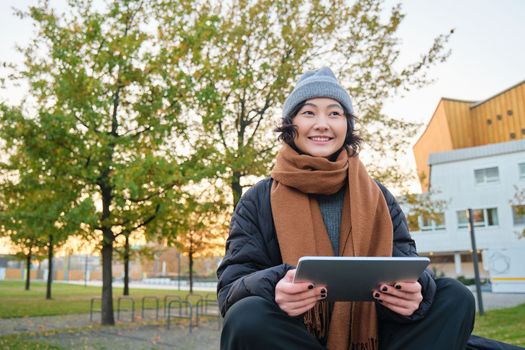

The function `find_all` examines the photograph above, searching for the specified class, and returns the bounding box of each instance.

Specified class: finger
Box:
[377,283,421,298]
[284,269,296,282]
[285,302,316,317]
[277,270,315,295]
[375,291,421,308]
[277,285,326,304]
[277,280,315,295]
[280,296,322,317]
[282,294,321,311]
[287,301,319,317]
[391,281,421,293]
[379,300,416,317]
[374,287,423,305]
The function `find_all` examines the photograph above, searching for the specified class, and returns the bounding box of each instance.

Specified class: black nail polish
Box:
[308,284,314,290]
[378,300,383,303]
[381,286,388,292]
[320,287,327,294]
[374,293,380,298]
[395,284,401,290]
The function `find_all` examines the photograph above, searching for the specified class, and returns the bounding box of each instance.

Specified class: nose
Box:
[313,114,330,130]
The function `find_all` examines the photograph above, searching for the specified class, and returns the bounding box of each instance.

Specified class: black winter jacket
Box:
[217,178,436,323]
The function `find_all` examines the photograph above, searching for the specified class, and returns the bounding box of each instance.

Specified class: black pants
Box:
[221,278,475,350]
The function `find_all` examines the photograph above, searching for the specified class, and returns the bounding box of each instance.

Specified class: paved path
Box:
[1,291,524,349]
[31,322,220,350]
[0,313,95,336]
[0,312,221,350]
[471,291,525,311]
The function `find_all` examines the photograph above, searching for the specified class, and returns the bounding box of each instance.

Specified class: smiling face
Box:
[292,98,348,158]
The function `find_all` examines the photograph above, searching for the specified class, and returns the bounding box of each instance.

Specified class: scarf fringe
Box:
[303,300,329,339]
[350,337,378,350]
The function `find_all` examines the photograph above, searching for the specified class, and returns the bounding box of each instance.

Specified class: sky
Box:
[382,0,525,129]
[0,0,524,184]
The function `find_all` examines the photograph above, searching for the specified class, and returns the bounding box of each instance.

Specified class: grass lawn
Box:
[473,303,525,346]
[0,334,63,350]
[1,280,524,347]
[0,280,216,318]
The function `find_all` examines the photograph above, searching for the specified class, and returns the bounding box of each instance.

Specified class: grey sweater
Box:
[317,186,346,255]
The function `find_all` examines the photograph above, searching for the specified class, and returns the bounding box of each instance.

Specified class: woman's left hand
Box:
[372,281,423,316]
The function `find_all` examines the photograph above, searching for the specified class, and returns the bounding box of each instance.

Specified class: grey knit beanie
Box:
[282,67,354,126]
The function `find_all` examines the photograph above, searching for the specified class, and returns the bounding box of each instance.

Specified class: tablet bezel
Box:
[293,256,430,301]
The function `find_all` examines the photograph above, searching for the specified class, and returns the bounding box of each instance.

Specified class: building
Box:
[409,80,525,292]
[413,80,525,191]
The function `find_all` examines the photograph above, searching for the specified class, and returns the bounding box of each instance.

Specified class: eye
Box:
[301,110,315,116]
[329,111,343,117]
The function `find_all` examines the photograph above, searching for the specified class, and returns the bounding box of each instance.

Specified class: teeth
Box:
[310,137,331,141]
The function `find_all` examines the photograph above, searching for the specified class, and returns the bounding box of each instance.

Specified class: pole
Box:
[84,254,88,288]
[177,253,181,291]
[467,208,484,315]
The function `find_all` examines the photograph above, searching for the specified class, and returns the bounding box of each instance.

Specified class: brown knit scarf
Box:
[270,144,393,350]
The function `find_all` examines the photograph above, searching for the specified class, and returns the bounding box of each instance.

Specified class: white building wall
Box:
[408,142,525,286]
[412,148,525,254]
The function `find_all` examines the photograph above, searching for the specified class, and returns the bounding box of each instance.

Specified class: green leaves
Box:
[1,0,452,316]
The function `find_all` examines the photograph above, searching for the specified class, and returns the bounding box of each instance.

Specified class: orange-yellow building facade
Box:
[414,80,525,190]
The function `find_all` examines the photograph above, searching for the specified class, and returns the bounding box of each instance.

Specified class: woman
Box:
[217,67,475,350]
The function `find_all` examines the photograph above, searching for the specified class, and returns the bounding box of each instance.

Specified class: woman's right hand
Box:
[275,269,327,317]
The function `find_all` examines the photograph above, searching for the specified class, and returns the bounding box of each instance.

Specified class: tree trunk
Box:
[231,171,242,209]
[123,233,130,296]
[189,236,193,294]
[100,77,119,325]
[46,234,53,300]
[101,228,115,325]
[25,249,32,291]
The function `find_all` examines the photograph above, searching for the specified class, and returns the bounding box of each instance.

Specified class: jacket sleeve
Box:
[216,184,293,317]
[375,182,437,323]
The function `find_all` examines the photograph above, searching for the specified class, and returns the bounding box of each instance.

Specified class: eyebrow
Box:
[303,102,343,110]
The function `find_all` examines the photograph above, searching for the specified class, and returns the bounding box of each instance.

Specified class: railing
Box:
[141,296,159,321]
[117,296,135,322]
[89,297,102,322]
[88,293,220,332]
[166,300,193,333]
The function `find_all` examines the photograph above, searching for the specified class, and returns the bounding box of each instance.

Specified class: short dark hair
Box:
[274,100,362,156]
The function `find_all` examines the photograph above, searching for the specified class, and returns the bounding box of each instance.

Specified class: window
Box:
[512,205,525,225]
[409,213,446,232]
[474,167,499,184]
[420,215,433,231]
[407,214,420,232]
[433,213,446,230]
[519,163,525,180]
[456,208,499,229]
[420,213,446,231]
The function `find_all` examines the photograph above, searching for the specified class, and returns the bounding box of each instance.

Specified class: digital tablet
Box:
[293,256,430,301]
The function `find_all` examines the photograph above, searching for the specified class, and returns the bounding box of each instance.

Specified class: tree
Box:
[142,183,228,293]
[113,231,157,296]
[8,234,46,291]
[0,188,42,291]
[399,190,448,232]
[510,185,525,238]
[177,196,227,293]
[191,0,452,208]
[0,0,212,324]
[0,161,87,298]
[176,199,226,293]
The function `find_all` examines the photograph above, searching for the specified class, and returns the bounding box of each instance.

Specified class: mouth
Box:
[308,136,333,142]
